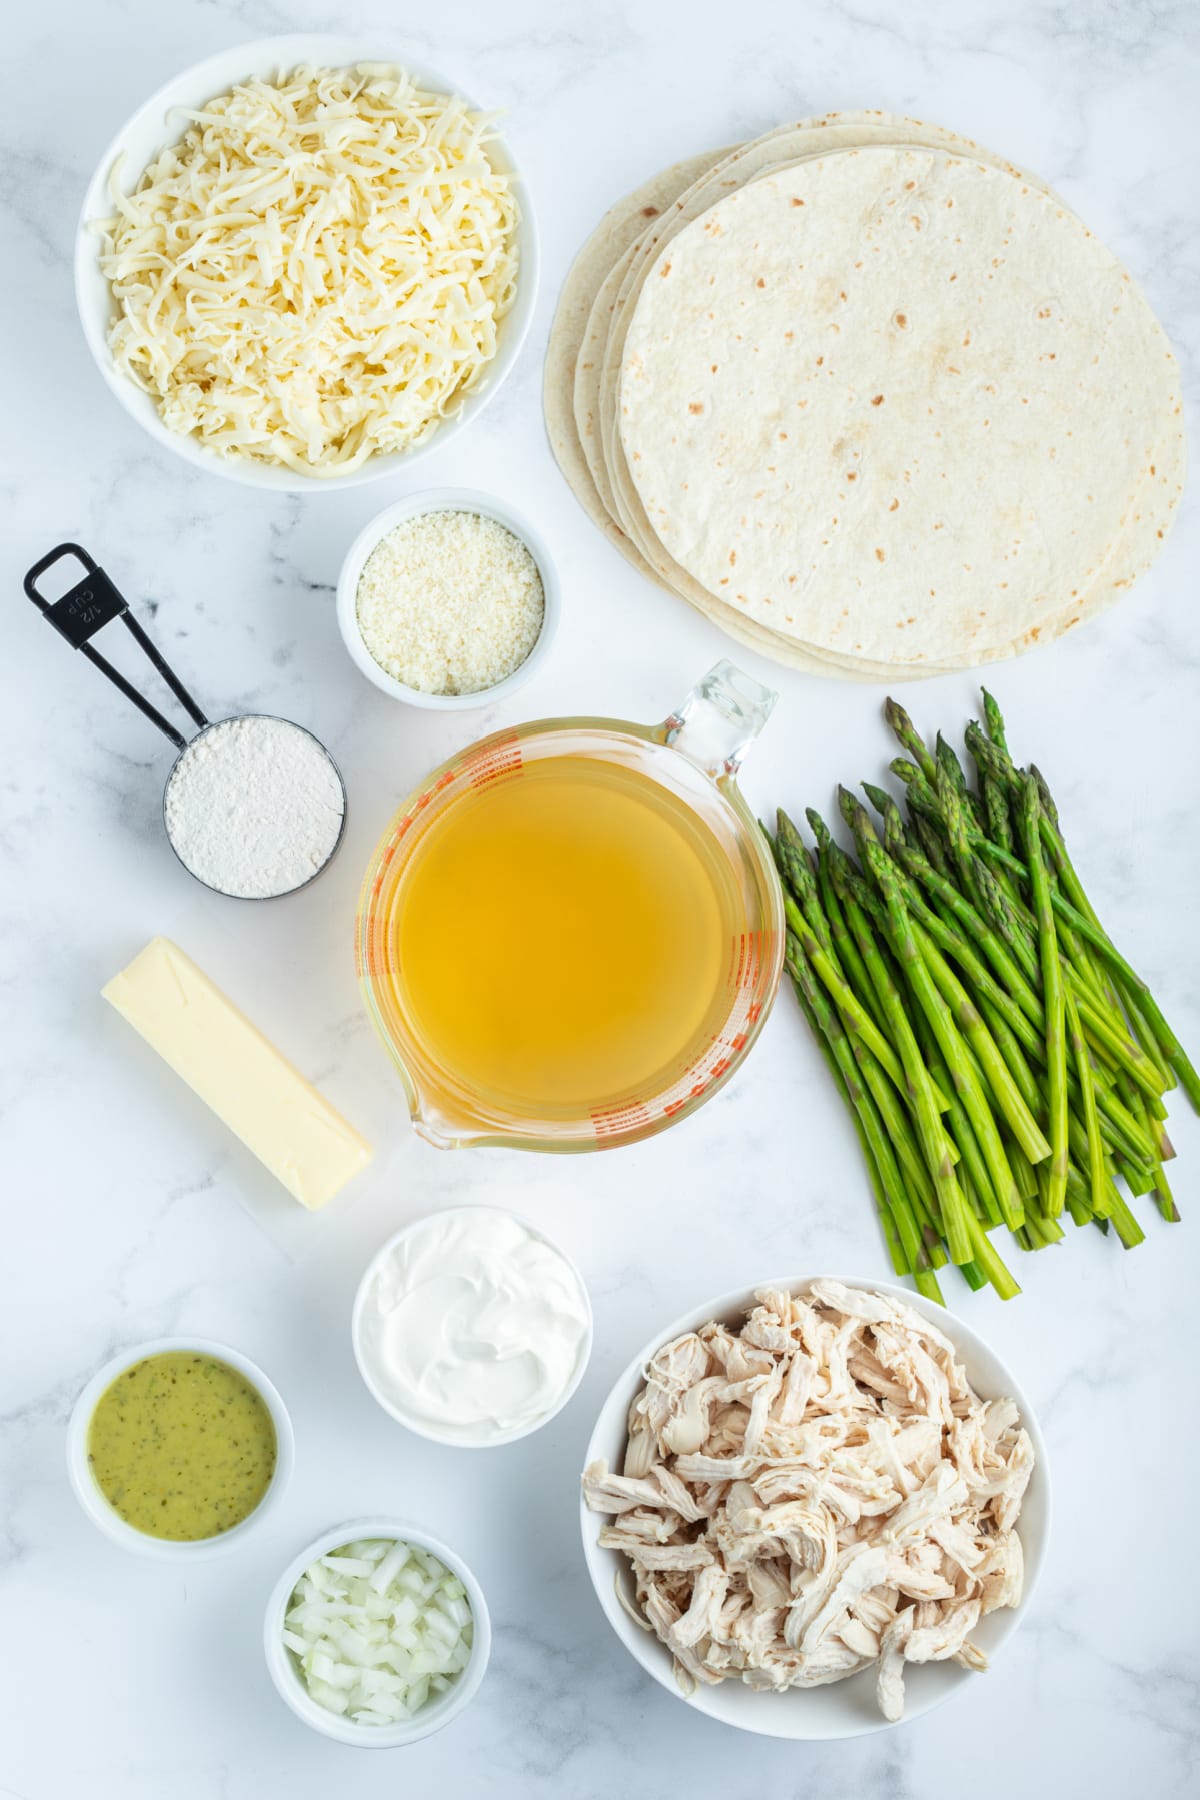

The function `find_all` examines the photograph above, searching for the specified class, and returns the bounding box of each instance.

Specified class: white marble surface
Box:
[3,1,1199,1795]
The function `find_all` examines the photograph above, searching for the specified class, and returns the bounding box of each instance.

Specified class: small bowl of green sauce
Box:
[67,1338,294,1559]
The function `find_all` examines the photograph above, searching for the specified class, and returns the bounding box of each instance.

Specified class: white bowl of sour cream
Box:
[352,1206,592,1447]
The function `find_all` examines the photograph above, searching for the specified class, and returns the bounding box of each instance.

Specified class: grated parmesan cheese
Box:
[356,510,544,695]
[95,65,519,475]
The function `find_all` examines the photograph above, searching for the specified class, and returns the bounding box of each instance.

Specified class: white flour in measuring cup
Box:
[163,715,345,899]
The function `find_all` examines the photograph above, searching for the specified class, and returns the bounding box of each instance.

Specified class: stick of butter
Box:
[102,937,372,1209]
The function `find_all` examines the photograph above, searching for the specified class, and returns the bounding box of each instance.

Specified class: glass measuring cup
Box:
[356,661,785,1152]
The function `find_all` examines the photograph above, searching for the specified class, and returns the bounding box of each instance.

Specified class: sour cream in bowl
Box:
[352,1207,592,1446]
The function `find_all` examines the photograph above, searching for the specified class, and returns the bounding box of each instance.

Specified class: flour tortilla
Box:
[594,115,1181,669]
[544,152,882,680]
[546,116,1184,679]
[618,145,1182,666]
[591,112,1059,671]
[544,150,725,574]
[582,116,1047,676]
[557,124,965,679]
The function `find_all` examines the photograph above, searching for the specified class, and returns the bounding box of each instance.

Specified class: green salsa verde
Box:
[86,1351,277,1541]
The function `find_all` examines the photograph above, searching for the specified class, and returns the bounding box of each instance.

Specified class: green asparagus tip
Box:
[883,699,939,780]
[776,807,804,849]
[805,807,833,852]
[836,784,860,830]
[1030,765,1061,830]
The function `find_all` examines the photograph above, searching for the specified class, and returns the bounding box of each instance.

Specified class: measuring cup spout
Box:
[660,661,778,780]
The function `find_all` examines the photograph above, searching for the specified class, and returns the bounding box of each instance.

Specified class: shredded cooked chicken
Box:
[582,1281,1033,1719]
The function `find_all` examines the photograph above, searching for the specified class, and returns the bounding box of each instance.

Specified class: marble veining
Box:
[3,1,1199,1796]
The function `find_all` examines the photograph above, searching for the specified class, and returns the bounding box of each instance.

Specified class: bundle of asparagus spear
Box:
[773,693,1196,1304]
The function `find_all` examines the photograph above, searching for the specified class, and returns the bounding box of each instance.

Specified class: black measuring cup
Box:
[23,544,347,899]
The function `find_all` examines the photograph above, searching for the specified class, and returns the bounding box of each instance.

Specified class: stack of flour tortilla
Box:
[545,113,1184,681]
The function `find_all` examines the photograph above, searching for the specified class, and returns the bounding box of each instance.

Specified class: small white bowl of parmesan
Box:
[336,488,561,709]
[75,37,538,491]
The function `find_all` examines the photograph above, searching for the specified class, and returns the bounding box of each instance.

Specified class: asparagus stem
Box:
[834,802,978,1267]
[905,984,1001,1226]
[775,812,834,954]
[1006,1135,1040,1203]
[1026,1184,1066,1245]
[968,852,1041,986]
[1105,1185,1147,1250]
[890,817,1044,1022]
[913,1267,948,1305]
[868,797,1047,1060]
[830,878,950,1216]
[1071,987,1168,1101]
[909,912,1051,1164]
[1119,990,1176,1092]
[911,808,952,878]
[853,819,1018,1250]
[861,791,1162,1159]
[903,748,1198,1116]
[981,777,1020,903]
[1065,1184,1093,1229]
[830,843,970,1248]
[966,724,1200,1106]
[851,1030,943,1221]
[788,965,909,1275]
[785,940,931,1277]
[935,759,987,914]
[1065,983,1106,1218]
[1152,1162,1181,1225]
[970,846,1200,1108]
[963,1207,1021,1300]
[1019,776,1068,1217]
[782,895,912,1102]
[936,732,986,830]
[807,812,892,1039]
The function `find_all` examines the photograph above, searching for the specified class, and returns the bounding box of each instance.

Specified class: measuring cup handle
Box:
[22,543,209,752]
[660,660,779,778]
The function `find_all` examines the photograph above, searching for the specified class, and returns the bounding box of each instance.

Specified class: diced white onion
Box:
[285,1538,473,1726]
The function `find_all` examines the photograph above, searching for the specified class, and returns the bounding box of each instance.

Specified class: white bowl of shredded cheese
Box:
[336,488,560,707]
[75,37,538,490]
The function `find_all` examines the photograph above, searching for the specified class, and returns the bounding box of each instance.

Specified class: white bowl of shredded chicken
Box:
[581,1277,1049,1739]
[75,37,537,489]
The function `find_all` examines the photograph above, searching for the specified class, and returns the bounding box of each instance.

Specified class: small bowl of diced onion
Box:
[264,1518,491,1747]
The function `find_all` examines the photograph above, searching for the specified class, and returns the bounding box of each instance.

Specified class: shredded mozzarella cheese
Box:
[95,65,520,474]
